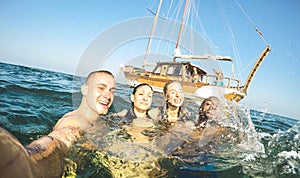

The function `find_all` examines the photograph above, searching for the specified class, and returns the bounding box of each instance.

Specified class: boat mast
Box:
[173,0,189,62]
[243,45,271,94]
[143,0,163,69]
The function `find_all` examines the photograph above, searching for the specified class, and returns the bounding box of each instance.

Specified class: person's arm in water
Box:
[0,127,34,178]
[0,70,116,178]
[0,114,81,178]
[23,111,82,177]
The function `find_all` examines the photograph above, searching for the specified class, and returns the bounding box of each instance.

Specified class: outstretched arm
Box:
[0,127,34,178]
[25,126,81,177]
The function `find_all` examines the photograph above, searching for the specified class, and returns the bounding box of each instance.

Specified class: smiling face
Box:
[165,82,184,107]
[84,72,116,115]
[131,85,153,113]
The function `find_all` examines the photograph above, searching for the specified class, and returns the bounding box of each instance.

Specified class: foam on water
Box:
[241,122,300,177]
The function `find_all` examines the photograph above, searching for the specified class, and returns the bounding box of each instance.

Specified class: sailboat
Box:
[122,0,270,102]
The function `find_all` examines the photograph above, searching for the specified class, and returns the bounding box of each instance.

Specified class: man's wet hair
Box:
[86,70,114,83]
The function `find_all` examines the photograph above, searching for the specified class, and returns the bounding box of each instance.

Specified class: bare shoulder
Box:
[53,110,79,130]
[110,109,128,117]
[148,107,161,120]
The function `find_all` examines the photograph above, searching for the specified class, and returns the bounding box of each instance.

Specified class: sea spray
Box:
[225,102,265,153]
[241,121,300,177]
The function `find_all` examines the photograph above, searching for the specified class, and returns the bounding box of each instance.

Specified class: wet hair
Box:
[200,96,219,109]
[131,83,153,108]
[85,70,114,83]
[197,96,220,128]
[160,80,186,123]
[163,80,181,96]
[132,83,153,95]
[129,83,154,119]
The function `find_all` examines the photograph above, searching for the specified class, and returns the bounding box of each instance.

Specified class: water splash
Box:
[80,97,267,177]
[2,62,298,177]
[241,122,300,177]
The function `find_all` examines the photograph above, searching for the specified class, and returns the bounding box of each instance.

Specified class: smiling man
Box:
[52,70,116,132]
[0,70,116,178]
[29,70,116,177]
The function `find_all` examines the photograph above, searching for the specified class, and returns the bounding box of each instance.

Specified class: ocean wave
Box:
[4,84,73,96]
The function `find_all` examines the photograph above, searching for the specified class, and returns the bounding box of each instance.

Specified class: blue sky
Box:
[1,0,299,120]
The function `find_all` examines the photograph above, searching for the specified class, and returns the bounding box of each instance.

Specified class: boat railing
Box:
[196,74,241,89]
[139,72,242,90]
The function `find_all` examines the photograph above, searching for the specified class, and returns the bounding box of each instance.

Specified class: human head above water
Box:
[85,70,114,83]
[81,70,116,115]
[130,83,154,112]
[132,83,153,95]
[199,96,220,121]
[163,80,184,107]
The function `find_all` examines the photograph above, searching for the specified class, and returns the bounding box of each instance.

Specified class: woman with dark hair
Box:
[114,83,154,124]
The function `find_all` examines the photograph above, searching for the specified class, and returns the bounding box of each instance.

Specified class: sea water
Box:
[0,62,299,177]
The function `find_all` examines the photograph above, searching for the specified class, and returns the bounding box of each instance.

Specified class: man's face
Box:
[166,82,184,107]
[85,73,116,115]
[201,98,219,120]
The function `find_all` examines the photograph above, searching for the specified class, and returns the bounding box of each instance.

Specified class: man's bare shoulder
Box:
[53,110,80,130]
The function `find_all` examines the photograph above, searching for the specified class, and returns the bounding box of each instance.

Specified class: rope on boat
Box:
[235,0,269,45]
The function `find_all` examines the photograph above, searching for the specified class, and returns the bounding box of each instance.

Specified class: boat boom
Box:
[174,54,233,62]
[243,45,271,93]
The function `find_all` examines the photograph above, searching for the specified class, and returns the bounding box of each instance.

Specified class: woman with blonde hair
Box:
[149,80,190,127]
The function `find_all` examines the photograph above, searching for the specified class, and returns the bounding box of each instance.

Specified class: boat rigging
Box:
[123,0,271,102]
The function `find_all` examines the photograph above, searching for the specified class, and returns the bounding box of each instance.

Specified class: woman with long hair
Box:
[149,80,190,127]
[114,83,154,124]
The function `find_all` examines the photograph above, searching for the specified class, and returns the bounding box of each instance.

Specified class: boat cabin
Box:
[144,61,207,83]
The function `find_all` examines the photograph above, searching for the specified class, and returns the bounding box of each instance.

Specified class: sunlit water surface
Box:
[1,62,299,177]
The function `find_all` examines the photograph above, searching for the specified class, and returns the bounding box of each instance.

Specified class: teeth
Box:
[175,99,181,103]
[99,101,108,106]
